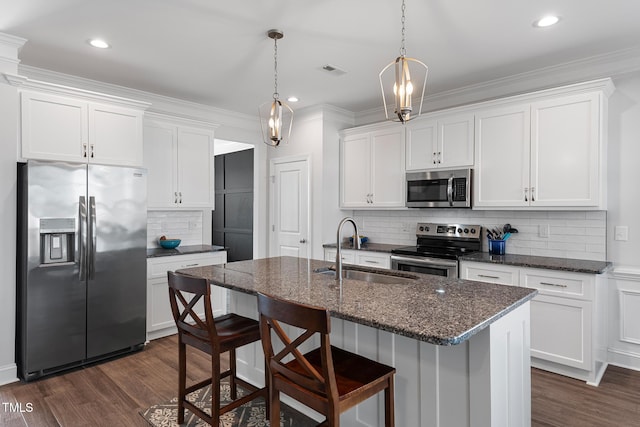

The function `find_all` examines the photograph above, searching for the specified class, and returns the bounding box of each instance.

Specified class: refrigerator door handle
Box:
[79,196,87,281]
[89,196,97,280]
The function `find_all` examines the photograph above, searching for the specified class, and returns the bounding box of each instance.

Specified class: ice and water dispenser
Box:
[40,218,75,265]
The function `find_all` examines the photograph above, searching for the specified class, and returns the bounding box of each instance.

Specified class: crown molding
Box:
[5,72,151,110]
[18,65,258,126]
[355,45,640,126]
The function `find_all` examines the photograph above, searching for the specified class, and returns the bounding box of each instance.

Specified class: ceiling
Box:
[2,0,640,116]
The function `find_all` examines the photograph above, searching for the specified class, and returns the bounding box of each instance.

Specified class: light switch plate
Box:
[614,226,629,241]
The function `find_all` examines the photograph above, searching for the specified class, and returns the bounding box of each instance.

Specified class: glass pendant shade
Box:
[259,98,293,147]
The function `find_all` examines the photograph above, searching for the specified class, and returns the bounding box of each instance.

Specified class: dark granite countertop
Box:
[322,242,406,253]
[459,252,612,274]
[177,256,537,346]
[147,244,227,258]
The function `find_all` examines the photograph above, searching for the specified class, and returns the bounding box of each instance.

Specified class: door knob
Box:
[299,239,306,243]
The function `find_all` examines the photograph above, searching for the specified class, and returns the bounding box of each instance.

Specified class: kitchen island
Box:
[178,256,537,427]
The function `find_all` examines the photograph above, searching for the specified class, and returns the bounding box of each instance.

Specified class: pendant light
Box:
[379,0,428,123]
[259,29,293,147]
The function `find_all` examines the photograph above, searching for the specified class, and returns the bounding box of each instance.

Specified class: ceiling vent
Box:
[321,64,347,76]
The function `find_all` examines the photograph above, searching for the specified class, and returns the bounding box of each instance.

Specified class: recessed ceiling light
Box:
[89,39,110,49]
[287,96,299,103]
[533,15,560,28]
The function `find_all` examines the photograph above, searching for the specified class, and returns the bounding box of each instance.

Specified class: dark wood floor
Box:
[1,335,639,426]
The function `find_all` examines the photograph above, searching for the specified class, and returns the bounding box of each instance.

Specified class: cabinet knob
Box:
[299,239,306,244]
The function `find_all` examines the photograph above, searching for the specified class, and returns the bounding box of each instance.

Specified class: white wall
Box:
[0,33,25,385]
[605,71,640,369]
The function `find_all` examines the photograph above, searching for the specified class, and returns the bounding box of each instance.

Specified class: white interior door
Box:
[270,158,309,258]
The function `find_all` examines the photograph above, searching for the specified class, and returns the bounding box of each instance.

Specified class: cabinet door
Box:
[143,121,178,208]
[89,103,143,167]
[530,93,601,207]
[177,127,215,208]
[474,104,531,207]
[340,134,371,207]
[405,119,437,170]
[530,295,592,370]
[370,127,405,207]
[438,113,474,168]
[21,91,88,162]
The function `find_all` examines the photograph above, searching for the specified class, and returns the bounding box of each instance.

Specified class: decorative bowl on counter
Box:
[158,238,181,249]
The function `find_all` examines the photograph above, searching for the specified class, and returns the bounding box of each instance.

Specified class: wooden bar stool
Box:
[257,292,396,427]
[167,271,268,426]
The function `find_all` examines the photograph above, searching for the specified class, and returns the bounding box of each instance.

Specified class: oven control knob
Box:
[419,226,424,231]
[457,228,463,233]
[464,228,469,233]
[470,228,476,234]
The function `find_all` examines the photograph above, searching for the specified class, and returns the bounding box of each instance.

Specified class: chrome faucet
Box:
[336,217,360,282]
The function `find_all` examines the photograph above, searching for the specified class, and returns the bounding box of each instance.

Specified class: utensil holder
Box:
[488,239,506,255]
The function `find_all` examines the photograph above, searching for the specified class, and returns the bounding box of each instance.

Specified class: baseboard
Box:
[607,348,640,371]
[0,363,18,386]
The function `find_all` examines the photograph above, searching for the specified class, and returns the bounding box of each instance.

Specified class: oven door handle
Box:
[447,176,454,206]
[391,255,458,268]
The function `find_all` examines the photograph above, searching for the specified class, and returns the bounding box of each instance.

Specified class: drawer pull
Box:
[364,260,379,264]
[540,281,568,288]
[182,263,199,267]
[478,274,500,279]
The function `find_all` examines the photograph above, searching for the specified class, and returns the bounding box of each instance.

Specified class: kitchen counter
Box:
[322,242,405,253]
[177,256,536,345]
[177,256,535,426]
[460,252,612,274]
[146,244,226,258]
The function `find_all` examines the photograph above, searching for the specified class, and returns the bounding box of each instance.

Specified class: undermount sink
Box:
[314,266,418,285]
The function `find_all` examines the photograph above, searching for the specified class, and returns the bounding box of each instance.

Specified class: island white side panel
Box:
[230,290,531,427]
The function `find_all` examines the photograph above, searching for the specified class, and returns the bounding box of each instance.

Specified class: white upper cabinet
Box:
[143,115,216,209]
[20,88,147,167]
[340,124,405,208]
[406,113,474,170]
[474,104,531,207]
[474,80,612,210]
[530,93,601,207]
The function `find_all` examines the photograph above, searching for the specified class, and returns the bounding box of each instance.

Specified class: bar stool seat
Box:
[168,271,268,426]
[257,292,395,427]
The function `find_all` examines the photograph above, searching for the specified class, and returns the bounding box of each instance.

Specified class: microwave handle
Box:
[447,176,454,206]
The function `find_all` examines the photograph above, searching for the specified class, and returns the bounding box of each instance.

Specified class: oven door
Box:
[390,254,458,278]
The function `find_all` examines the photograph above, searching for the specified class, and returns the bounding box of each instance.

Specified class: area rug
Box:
[140,382,317,427]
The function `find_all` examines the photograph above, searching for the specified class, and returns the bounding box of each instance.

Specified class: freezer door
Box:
[86,164,147,358]
[19,161,87,376]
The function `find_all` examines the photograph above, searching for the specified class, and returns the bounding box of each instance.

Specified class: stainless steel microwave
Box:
[406,168,471,208]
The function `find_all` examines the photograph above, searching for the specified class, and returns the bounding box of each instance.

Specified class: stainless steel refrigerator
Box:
[17,160,147,381]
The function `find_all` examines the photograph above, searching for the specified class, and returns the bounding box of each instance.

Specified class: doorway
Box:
[212,148,254,261]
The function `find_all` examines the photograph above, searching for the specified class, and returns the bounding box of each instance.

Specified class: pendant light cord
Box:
[400,0,406,57]
[273,37,279,101]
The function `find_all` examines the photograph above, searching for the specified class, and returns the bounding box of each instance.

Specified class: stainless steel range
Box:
[391,223,482,278]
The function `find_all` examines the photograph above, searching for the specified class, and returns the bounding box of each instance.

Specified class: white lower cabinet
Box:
[460,261,607,385]
[146,251,227,340]
[323,248,391,269]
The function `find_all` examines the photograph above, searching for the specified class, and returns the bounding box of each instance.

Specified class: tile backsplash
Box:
[147,211,204,249]
[353,210,607,261]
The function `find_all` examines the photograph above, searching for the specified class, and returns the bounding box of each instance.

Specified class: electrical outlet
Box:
[539,224,550,238]
[189,220,198,230]
[614,226,629,241]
